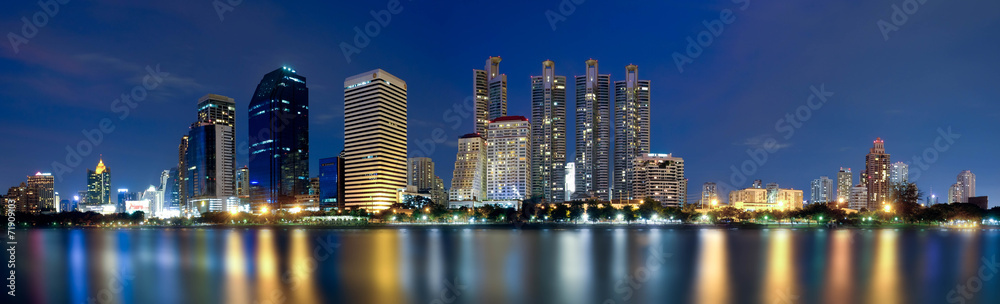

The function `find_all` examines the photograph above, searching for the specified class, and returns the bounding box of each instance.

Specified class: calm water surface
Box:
[13,227,1000,304]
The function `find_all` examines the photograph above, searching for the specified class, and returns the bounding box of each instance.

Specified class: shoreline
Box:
[22,222,995,230]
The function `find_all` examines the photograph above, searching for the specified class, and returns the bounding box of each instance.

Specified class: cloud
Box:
[736,134,792,151]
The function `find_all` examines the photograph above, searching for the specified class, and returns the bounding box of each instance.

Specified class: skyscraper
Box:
[450,134,487,202]
[848,185,868,210]
[248,67,310,211]
[574,59,611,200]
[319,156,345,210]
[957,170,976,203]
[187,94,236,213]
[164,167,181,211]
[86,159,111,206]
[862,138,891,210]
[431,176,447,204]
[235,166,249,198]
[837,168,852,203]
[949,182,963,204]
[701,182,718,208]
[407,157,435,191]
[632,153,685,207]
[564,162,576,201]
[473,56,507,135]
[890,162,908,185]
[810,176,834,204]
[343,69,407,210]
[613,64,651,201]
[26,172,54,212]
[178,136,189,211]
[487,116,531,201]
[530,60,567,203]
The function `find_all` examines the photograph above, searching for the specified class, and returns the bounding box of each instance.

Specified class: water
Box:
[11,227,1000,304]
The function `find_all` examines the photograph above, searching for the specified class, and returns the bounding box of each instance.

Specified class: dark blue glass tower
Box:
[319,156,344,210]
[248,67,309,211]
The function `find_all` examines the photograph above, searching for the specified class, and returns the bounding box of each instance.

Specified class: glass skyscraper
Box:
[248,67,309,211]
[319,156,344,210]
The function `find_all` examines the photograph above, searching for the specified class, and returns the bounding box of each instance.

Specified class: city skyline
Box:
[1,1,998,209]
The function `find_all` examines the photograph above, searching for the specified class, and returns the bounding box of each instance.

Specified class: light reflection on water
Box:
[16,227,1000,304]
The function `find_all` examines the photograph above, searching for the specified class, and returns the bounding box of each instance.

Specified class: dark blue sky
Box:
[2,0,997,207]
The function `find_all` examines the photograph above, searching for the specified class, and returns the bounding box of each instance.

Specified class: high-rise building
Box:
[862,138,891,210]
[890,162,908,185]
[837,168,852,203]
[473,56,507,135]
[319,156,345,210]
[186,94,236,213]
[343,69,407,210]
[486,116,531,201]
[86,159,111,206]
[431,176,448,204]
[957,170,976,203]
[450,134,487,202]
[949,183,963,204]
[574,59,611,200]
[26,172,54,212]
[632,153,685,207]
[117,189,129,213]
[729,186,803,211]
[248,67,310,211]
[178,136,189,211]
[407,157,435,191]
[530,60,567,203]
[613,64,651,201]
[848,185,868,210]
[810,176,834,204]
[701,182,718,208]
[235,166,249,197]
[6,183,28,213]
[565,162,576,201]
[163,167,181,211]
[142,185,164,217]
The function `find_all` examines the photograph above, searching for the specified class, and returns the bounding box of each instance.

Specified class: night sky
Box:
[2,0,997,207]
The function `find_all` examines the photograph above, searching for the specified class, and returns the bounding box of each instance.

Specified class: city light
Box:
[289,207,302,214]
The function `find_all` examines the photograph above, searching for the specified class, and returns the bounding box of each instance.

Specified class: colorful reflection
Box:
[869,229,901,304]
[694,229,730,304]
[823,230,855,304]
[763,229,798,304]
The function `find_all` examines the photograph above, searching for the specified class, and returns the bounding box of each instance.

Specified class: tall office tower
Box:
[343,69,407,210]
[949,183,963,204]
[486,116,532,201]
[235,166,249,197]
[249,67,310,211]
[186,94,237,213]
[178,136,189,210]
[432,176,448,204]
[407,157,436,191]
[613,64,651,201]
[450,134,487,202]
[86,159,111,206]
[6,183,27,213]
[701,182,718,207]
[117,189,129,213]
[810,176,834,204]
[890,162,909,185]
[632,153,686,207]
[957,170,976,203]
[142,185,164,216]
[848,184,868,210]
[473,56,507,135]
[574,59,611,200]
[164,167,181,211]
[26,172,54,212]
[766,183,780,205]
[862,138,891,210]
[530,60,567,203]
[837,168,852,203]
[564,162,576,201]
[319,156,345,210]
[76,190,87,206]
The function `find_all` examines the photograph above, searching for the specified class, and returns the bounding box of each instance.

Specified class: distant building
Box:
[319,156,344,210]
[968,196,988,210]
[632,153,685,207]
[450,134,487,202]
[473,56,507,136]
[613,64,651,201]
[530,60,567,203]
[86,159,111,206]
[863,138,891,210]
[730,185,803,211]
[293,178,320,211]
[431,176,448,204]
[810,176,834,204]
[957,170,976,203]
[249,67,310,211]
[890,162,908,185]
[837,168,852,203]
[407,157,435,191]
[949,183,963,204]
[574,59,611,201]
[26,172,54,212]
[701,182,718,208]
[848,185,868,210]
[343,69,406,210]
[486,116,531,201]
[766,183,780,205]
[564,162,576,201]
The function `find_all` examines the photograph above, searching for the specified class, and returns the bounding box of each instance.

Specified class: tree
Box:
[889,182,923,222]
[568,202,585,222]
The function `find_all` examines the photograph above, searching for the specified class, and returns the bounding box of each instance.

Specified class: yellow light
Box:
[261,207,268,215]
[289,207,302,214]
[883,205,891,213]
